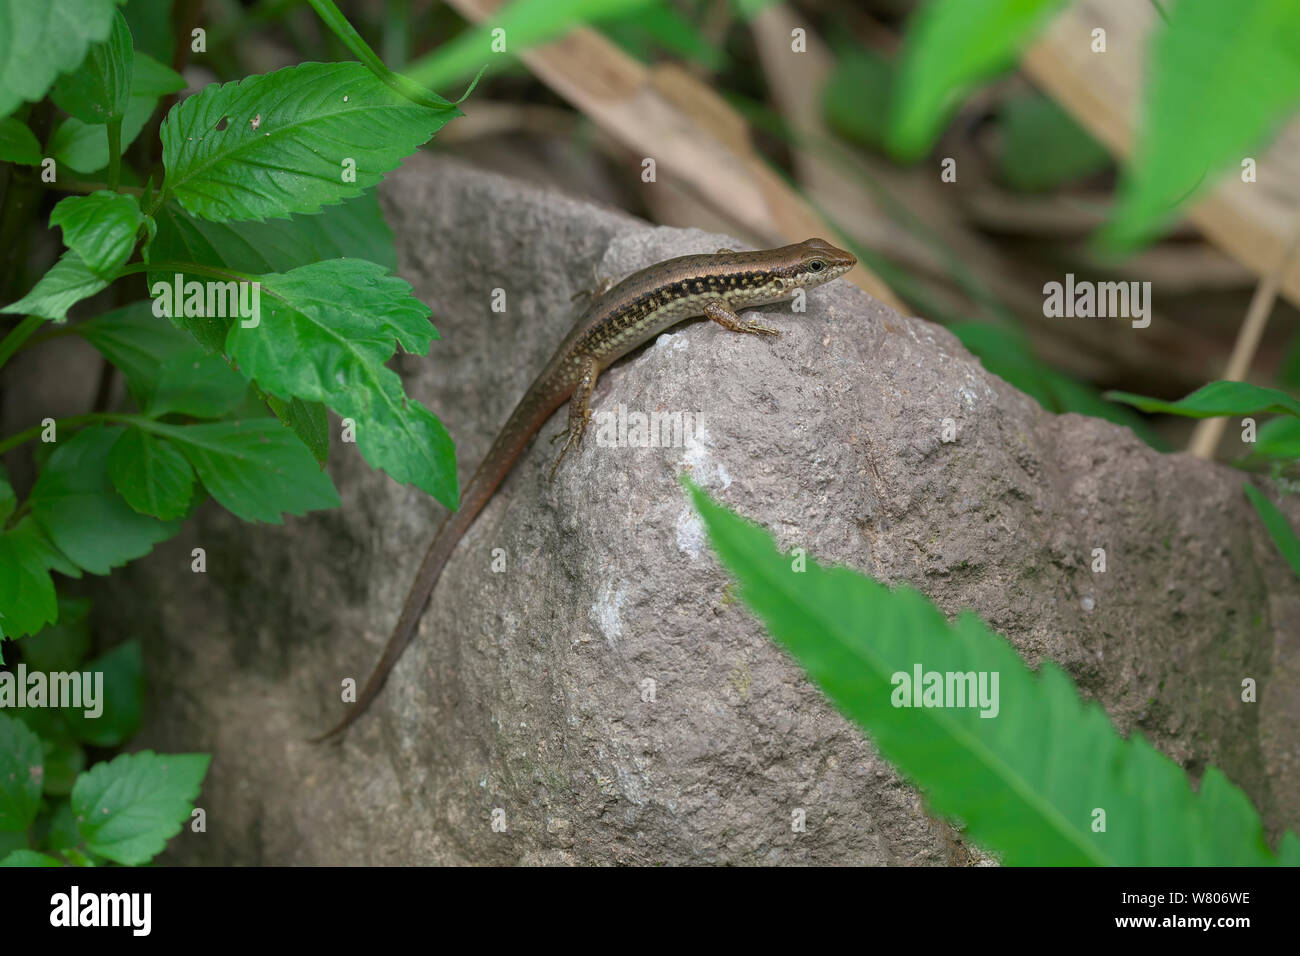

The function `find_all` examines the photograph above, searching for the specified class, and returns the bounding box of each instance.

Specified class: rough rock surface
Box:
[95,153,1299,865]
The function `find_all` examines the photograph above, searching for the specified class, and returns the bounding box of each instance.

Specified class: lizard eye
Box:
[808,259,825,273]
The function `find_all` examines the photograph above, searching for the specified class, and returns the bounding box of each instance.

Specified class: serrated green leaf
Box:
[0,250,108,322]
[889,0,1069,159]
[263,393,330,466]
[160,61,454,223]
[1244,483,1300,579]
[50,7,133,124]
[148,351,249,418]
[0,849,64,866]
[998,93,1110,192]
[47,52,184,173]
[63,640,143,747]
[0,521,59,640]
[227,259,456,506]
[0,714,43,832]
[142,419,340,523]
[0,116,41,164]
[72,750,209,865]
[1104,0,1300,250]
[1106,381,1300,419]
[20,596,92,673]
[28,425,179,575]
[49,191,143,277]
[108,428,195,520]
[0,0,117,119]
[150,191,397,273]
[684,479,1284,865]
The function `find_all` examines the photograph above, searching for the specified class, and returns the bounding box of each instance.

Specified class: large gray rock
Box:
[98,153,1298,865]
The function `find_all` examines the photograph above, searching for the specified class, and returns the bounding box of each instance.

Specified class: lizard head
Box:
[786,237,856,289]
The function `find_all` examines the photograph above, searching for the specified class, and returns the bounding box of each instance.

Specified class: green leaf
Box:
[143,419,340,523]
[1106,381,1300,419]
[20,596,92,672]
[49,191,143,278]
[0,0,117,119]
[122,0,173,63]
[263,393,331,467]
[78,301,248,417]
[41,737,86,797]
[889,0,1069,159]
[1249,416,1300,461]
[1244,483,1300,579]
[1104,0,1300,249]
[0,850,63,866]
[998,93,1110,192]
[951,321,1167,449]
[823,49,895,151]
[684,478,1284,865]
[28,425,179,575]
[63,640,144,746]
[47,52,184,174]
[72,750,209,865]
[50,7,133,124]
[227,259,457,506]
[160,61,455,223]
[1280,830,1300,865]
[108,428,195,520]
[0,714,43,832]
[0,462,14,523]
[0,520,60,640]
[0,250,108,322]
[151,191,397,274]
[45,800,80,851]
[0,116,42,164]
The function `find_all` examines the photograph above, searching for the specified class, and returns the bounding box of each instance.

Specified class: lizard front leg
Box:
[705,300,780,337]
[549,354,600,481]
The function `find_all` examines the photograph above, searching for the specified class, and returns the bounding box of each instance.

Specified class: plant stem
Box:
[106,116,123,193]
[0,316,44,370]
[0,411,141,457]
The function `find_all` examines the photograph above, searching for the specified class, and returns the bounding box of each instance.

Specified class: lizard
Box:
[313,236,856,741]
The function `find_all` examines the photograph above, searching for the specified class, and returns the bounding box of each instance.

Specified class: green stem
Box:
[0,411,142,457]
[0,316,43,370]
[106,116,123,193]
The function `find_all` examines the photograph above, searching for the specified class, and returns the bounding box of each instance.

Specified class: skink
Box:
[314,237,856,740]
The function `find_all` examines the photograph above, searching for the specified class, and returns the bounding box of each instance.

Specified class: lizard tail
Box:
[310,378,572,743]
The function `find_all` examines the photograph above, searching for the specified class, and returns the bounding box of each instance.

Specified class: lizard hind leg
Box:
[549,355,600,481]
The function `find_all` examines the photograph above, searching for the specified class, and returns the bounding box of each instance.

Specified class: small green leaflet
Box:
[49,190,144,278]
[62,640,144,747]
[0,850,63,866]
[48,51,185,174]
[0,519,61,639]
[108,428,195,520]
[263,392,331,467]
[888,0,1069,160]
[27,426,179,575]
[227,259,457,507]
[0,116,41,165]
[78,301,250,418]
[0,715,43,832]
[71,751,210,865]
[0,250,108,322]
[141,419,341,523]
[1244,484,1300,580]
[997,93,1110,192]
[20,596,92,673]
[0,0,117,119]
[50,7,133,124]
[160,61,456,223]
[684,478,1292,865]
[1106,381,1300,419]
